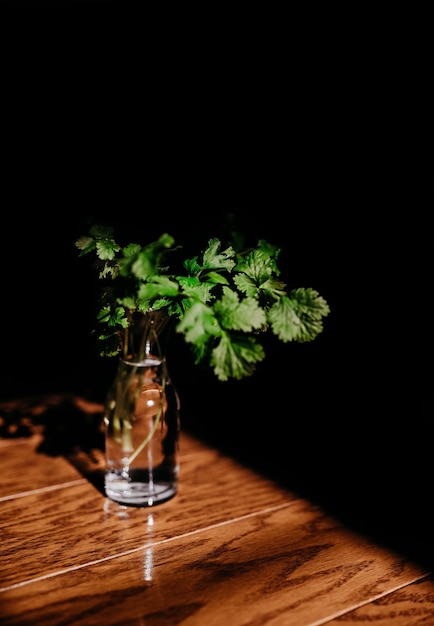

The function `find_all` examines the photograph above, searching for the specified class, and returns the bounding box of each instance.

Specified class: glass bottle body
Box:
[103,311,180,507]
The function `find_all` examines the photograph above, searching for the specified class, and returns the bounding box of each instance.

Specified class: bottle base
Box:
[105,480,178,507]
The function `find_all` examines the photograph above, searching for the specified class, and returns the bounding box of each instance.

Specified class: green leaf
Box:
[131,250,158,280]
[97,330,122,357]
[176,302,221,364]
[97,306,129,328]
[233,246,286,300]
[202,238,236,271]
[123,243,142,258]
[268,290,330,342]
[232,272,258,297]
[183,256,201,275]
[236,246,280,282]
[177,276,215,304]
[138,276,180,300]
[213,287,266,332]
[210,334,265,381]
[74,236,95,254]
[99,262,119,280]
[96,239,121,261]
[201,271,231,286]
[119,235,176,280]
[117,296,137,311]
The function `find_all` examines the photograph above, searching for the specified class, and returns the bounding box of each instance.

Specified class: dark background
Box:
[1,17,432,568]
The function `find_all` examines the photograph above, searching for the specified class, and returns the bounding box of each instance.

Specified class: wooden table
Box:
[1,394,434,625]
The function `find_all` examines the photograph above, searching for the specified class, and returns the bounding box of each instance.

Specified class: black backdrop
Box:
[1,25,432,567]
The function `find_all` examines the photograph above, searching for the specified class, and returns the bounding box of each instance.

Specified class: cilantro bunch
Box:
[75,224,330,382]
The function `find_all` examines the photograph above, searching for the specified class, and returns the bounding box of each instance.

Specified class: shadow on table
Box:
[177,340,434,573]
[0,393,106,495]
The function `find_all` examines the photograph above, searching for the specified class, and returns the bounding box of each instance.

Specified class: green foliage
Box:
[75,224,330,381]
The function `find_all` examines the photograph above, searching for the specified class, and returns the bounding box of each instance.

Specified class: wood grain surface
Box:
[0,396,432,625]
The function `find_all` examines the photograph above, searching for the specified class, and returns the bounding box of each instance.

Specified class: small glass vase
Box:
[103,309,180,507]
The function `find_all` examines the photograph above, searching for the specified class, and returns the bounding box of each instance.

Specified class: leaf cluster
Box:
[75,224,330,381]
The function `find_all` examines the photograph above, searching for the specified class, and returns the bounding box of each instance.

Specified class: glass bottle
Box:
[104,310,180,506]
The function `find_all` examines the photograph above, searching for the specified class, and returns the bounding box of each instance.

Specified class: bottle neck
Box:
[120,310,172,363]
